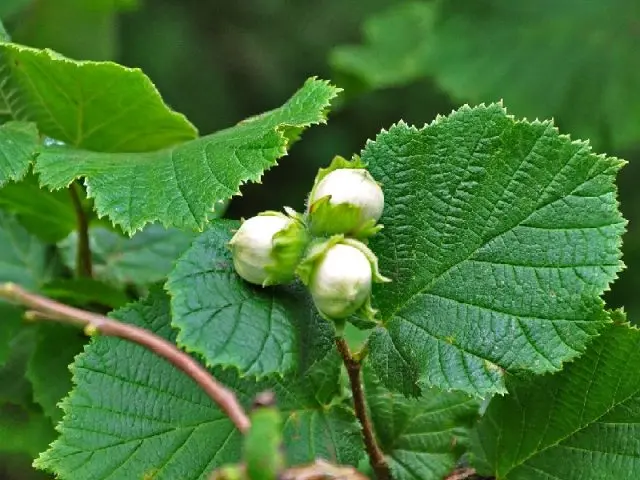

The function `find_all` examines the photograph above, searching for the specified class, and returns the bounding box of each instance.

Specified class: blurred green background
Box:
[1,0,639,477]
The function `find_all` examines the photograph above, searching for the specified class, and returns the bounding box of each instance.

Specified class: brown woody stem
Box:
[445,467,476,480]
[335,337,390,480]
[0,283,251,434]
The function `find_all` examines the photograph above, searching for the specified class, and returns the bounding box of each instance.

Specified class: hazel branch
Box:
[335,337,390,480]
[0,282,251,434]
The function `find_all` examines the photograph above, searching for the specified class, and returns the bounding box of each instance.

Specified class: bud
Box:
[229,209,309,286]
[298,236,390,321]
[307,156,384,238]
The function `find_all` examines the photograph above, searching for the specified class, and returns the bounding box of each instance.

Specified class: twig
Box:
[445,467,476,480]
[210,459,369,480]
[335,337,390,480]
[1,283,251,434]
[69,182,93,278]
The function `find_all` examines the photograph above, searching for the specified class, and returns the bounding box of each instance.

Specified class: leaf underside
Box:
[364,103,625,397]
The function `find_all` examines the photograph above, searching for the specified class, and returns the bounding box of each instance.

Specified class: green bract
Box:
[307,156,384,238]
[298,236,390,322]
[229,209,309,287]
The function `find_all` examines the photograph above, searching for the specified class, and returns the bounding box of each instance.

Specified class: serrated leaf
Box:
[0,172,78,243]
[60,224,196,287]
[0,121,39,187]
[35,287,361,479]
[0,42,197,151]
[471,322,640,479]
[26,324,86,423]
[34,77,340,233]
[167,219,334,378]
[363,104,625,397]
[365,367,479,480]
[330,2,435,89]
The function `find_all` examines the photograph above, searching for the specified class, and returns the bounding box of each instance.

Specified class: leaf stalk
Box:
[69,182,93,278]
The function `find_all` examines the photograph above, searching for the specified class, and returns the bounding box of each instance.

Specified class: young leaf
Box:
[34,77,339,233]
[364,367,479,480]
[0,42,197,152]
[0,173,78,243]
[167,219,334,378]
[35,288,361,479]
[60,224,197,287]
[26,324,87,423]
[363,104,625,397]
[471,321,640,479]
[0,121,39,187]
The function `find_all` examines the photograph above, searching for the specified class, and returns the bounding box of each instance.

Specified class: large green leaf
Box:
[35,287,361,479]
[60,224,196,287]
[34,77,340,233]
[0,42,197,151]
[471,321,640,479]
[365,368,479,480]
[167,219,334,378]
[0,121,39,186]
[363,103,625,397]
